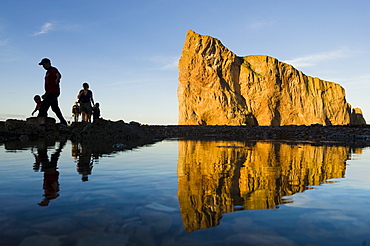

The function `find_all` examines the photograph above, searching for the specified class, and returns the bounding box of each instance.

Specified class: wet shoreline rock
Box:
[148,124,370,146]
[1,118,370,147]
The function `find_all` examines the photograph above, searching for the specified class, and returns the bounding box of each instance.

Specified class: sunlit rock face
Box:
[178,30,366,126]
[177,140,350,232]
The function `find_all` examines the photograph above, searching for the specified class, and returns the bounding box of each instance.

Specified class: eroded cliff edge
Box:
[178,30,366,126]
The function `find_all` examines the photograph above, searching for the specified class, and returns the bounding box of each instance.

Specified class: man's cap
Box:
[38,58,50,65]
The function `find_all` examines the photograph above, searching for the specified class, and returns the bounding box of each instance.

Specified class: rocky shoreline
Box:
[1,117,370,148]
[149,124,370,147]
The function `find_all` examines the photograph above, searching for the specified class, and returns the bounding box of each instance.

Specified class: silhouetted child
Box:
[92,103,100,122]
[72,102,80,122]
[32,95,42,116]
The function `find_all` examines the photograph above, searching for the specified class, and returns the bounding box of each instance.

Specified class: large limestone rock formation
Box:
[178,30,366,126]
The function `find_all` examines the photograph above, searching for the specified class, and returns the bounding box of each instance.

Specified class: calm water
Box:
[1,139,370,246]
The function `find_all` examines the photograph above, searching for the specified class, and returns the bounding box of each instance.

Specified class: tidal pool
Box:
[0,139,369,246]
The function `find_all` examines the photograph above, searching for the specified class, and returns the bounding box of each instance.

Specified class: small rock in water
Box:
[112,143,126,149]
[234,205,245,211]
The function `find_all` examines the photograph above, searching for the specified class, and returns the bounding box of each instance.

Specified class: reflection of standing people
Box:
[72,102,80,122]
[37,58,68,126]
[77,149,93,182]
[77,83,94,122]
[36,140,66,206]
[71,142,80,161]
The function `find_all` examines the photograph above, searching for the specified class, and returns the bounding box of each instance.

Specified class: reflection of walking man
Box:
[37,58,68,126]
[39,166,60,206]
[36,140,66,206]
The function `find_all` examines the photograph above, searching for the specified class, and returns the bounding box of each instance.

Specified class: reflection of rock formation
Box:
[177,141,350,232]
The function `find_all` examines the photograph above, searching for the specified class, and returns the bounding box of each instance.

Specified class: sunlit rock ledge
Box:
[1,117,370,147]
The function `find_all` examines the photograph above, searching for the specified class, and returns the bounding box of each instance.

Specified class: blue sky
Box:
[1,0,369,125]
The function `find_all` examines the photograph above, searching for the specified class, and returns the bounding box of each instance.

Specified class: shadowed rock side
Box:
[177,140,350,232]
[178,30,366,126]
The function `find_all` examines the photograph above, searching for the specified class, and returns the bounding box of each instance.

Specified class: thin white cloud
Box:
[161,59,178,70]
[102,78,152,88]
[149,56,179,70]
[340,74,370,88]
[283,48,352,67]
[64,23,86,32]
[32,22,54,36]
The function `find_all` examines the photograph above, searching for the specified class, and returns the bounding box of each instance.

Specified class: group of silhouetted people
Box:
[71,101,100,123]
[72,84,101,123]
[32,58,101,125]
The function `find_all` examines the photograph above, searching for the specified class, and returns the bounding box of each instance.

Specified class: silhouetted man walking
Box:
[38,58,68,125]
